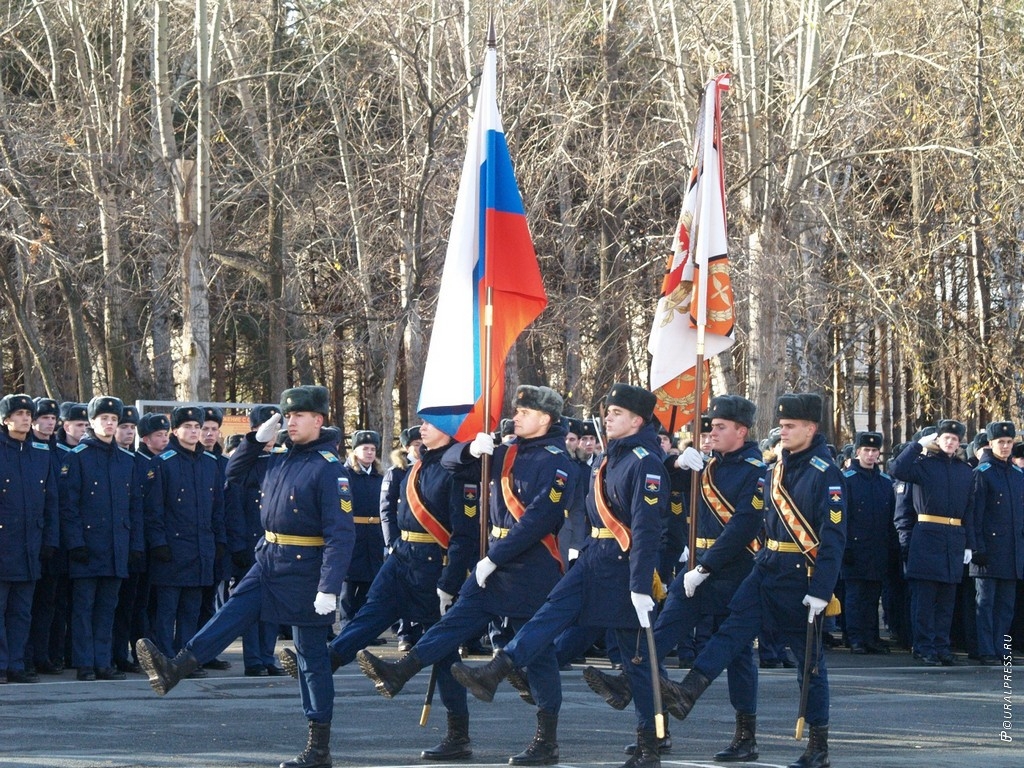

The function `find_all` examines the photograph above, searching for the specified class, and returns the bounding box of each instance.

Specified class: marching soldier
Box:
[584,394,764,762]
[278,419,480,760]
[60,396,144,681]
[340,430,385,627]
[841,432,897,654]
[449,383,670,768]
[137,385,354,768]
[891,419,975,666]
[144,406,226,660]
[969,421,1024,665]
[0,395,59,684]
[357,385,576,766]
[657,393,847,768]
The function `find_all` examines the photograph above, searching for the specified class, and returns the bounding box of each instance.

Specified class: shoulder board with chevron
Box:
[810,456,830,472]
[633,446,649,459]
[978,462,991,472]
[71,443,87,453]
[843,469,856,478]
[159,449,177,461]
[545,445,564,455]
[745,457,766,468]
[31,442,49,451]
[319,450,339,463]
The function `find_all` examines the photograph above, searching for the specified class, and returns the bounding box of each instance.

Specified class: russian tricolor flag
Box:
[417,39,547,440]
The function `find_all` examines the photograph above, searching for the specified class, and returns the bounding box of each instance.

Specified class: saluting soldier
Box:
[278,418,480,761]
[144,406,226,661]
[449,383,669,768]
[584,395,765,763]
[60,396,144,681]
[137,385,355,768]
[0,395,59,684]
[358,385,576,766]
[891,419,975,666]
[658,393,847,768]
[969,421,1024,665]
[841,431,897,654]
[340,430,385,628]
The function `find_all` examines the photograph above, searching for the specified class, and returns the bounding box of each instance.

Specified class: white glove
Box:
[963,548,973,565]
[918,433,938,451]
[255,413,282,443]
[802,594,828,622]
[475,556,497,588]
[678,546,689,564]
[568,548,579,562]
[469,432,495,458]
[675,446,705,471]
[630,592,655,628]
[437,588,455,614]
[313,592,337,616]
[683,567,710,598]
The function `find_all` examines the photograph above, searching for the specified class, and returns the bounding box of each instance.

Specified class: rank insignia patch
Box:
[829,485,842,503]
[644,496,658,505]
[830,509,842,524]
[645,474,662,493]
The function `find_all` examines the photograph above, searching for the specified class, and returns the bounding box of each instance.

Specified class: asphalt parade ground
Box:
[0,638,1019,768]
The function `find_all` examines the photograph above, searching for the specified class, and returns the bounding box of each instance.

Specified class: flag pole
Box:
[687,335,704,571]
[478,18,497,560]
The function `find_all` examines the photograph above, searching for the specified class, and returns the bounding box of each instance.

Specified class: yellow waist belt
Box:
[265,531,325,547]
[491,526,512,538]
[917,514,961,527]
[353,516,382,524]
[401,530,437,544]
[591,528,618,539]
[696,537,716,548]
[765,538,803,553]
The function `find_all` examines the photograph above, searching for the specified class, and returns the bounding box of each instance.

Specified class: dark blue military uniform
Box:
[691,432,846,729]
[841,460,896,649]
[891,442,974,661]
[969,448,1024,661]
[340,460,385,623]
[655,441,763,714]
[224,446,281,671]
[0,427,59,676]
[327,439,478,716]
[144,435,226,656]
[502,420,669,731]
[60,434,143,673]
[410,423,574,714]
[184,426,354,724]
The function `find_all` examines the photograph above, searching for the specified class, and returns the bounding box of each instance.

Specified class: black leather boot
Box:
[509,710,559,765]
[280,721,332,768]
[788,724,829,768]
[135,639,199,696]
[280,647,343,680]
[421,713,472,760]
[714,712,758,762]
[621,728,660,768]
[506,665,536,705]
[357,648,423,698]
[624,727,671,755]
[660,668,711,721]
[450,650,513,703]
[583,666,633,710]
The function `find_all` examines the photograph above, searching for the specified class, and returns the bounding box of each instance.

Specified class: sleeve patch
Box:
[829,485,843,503]
[464,483,478,517]
[644,473,662,493]
[830,509,842,524]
